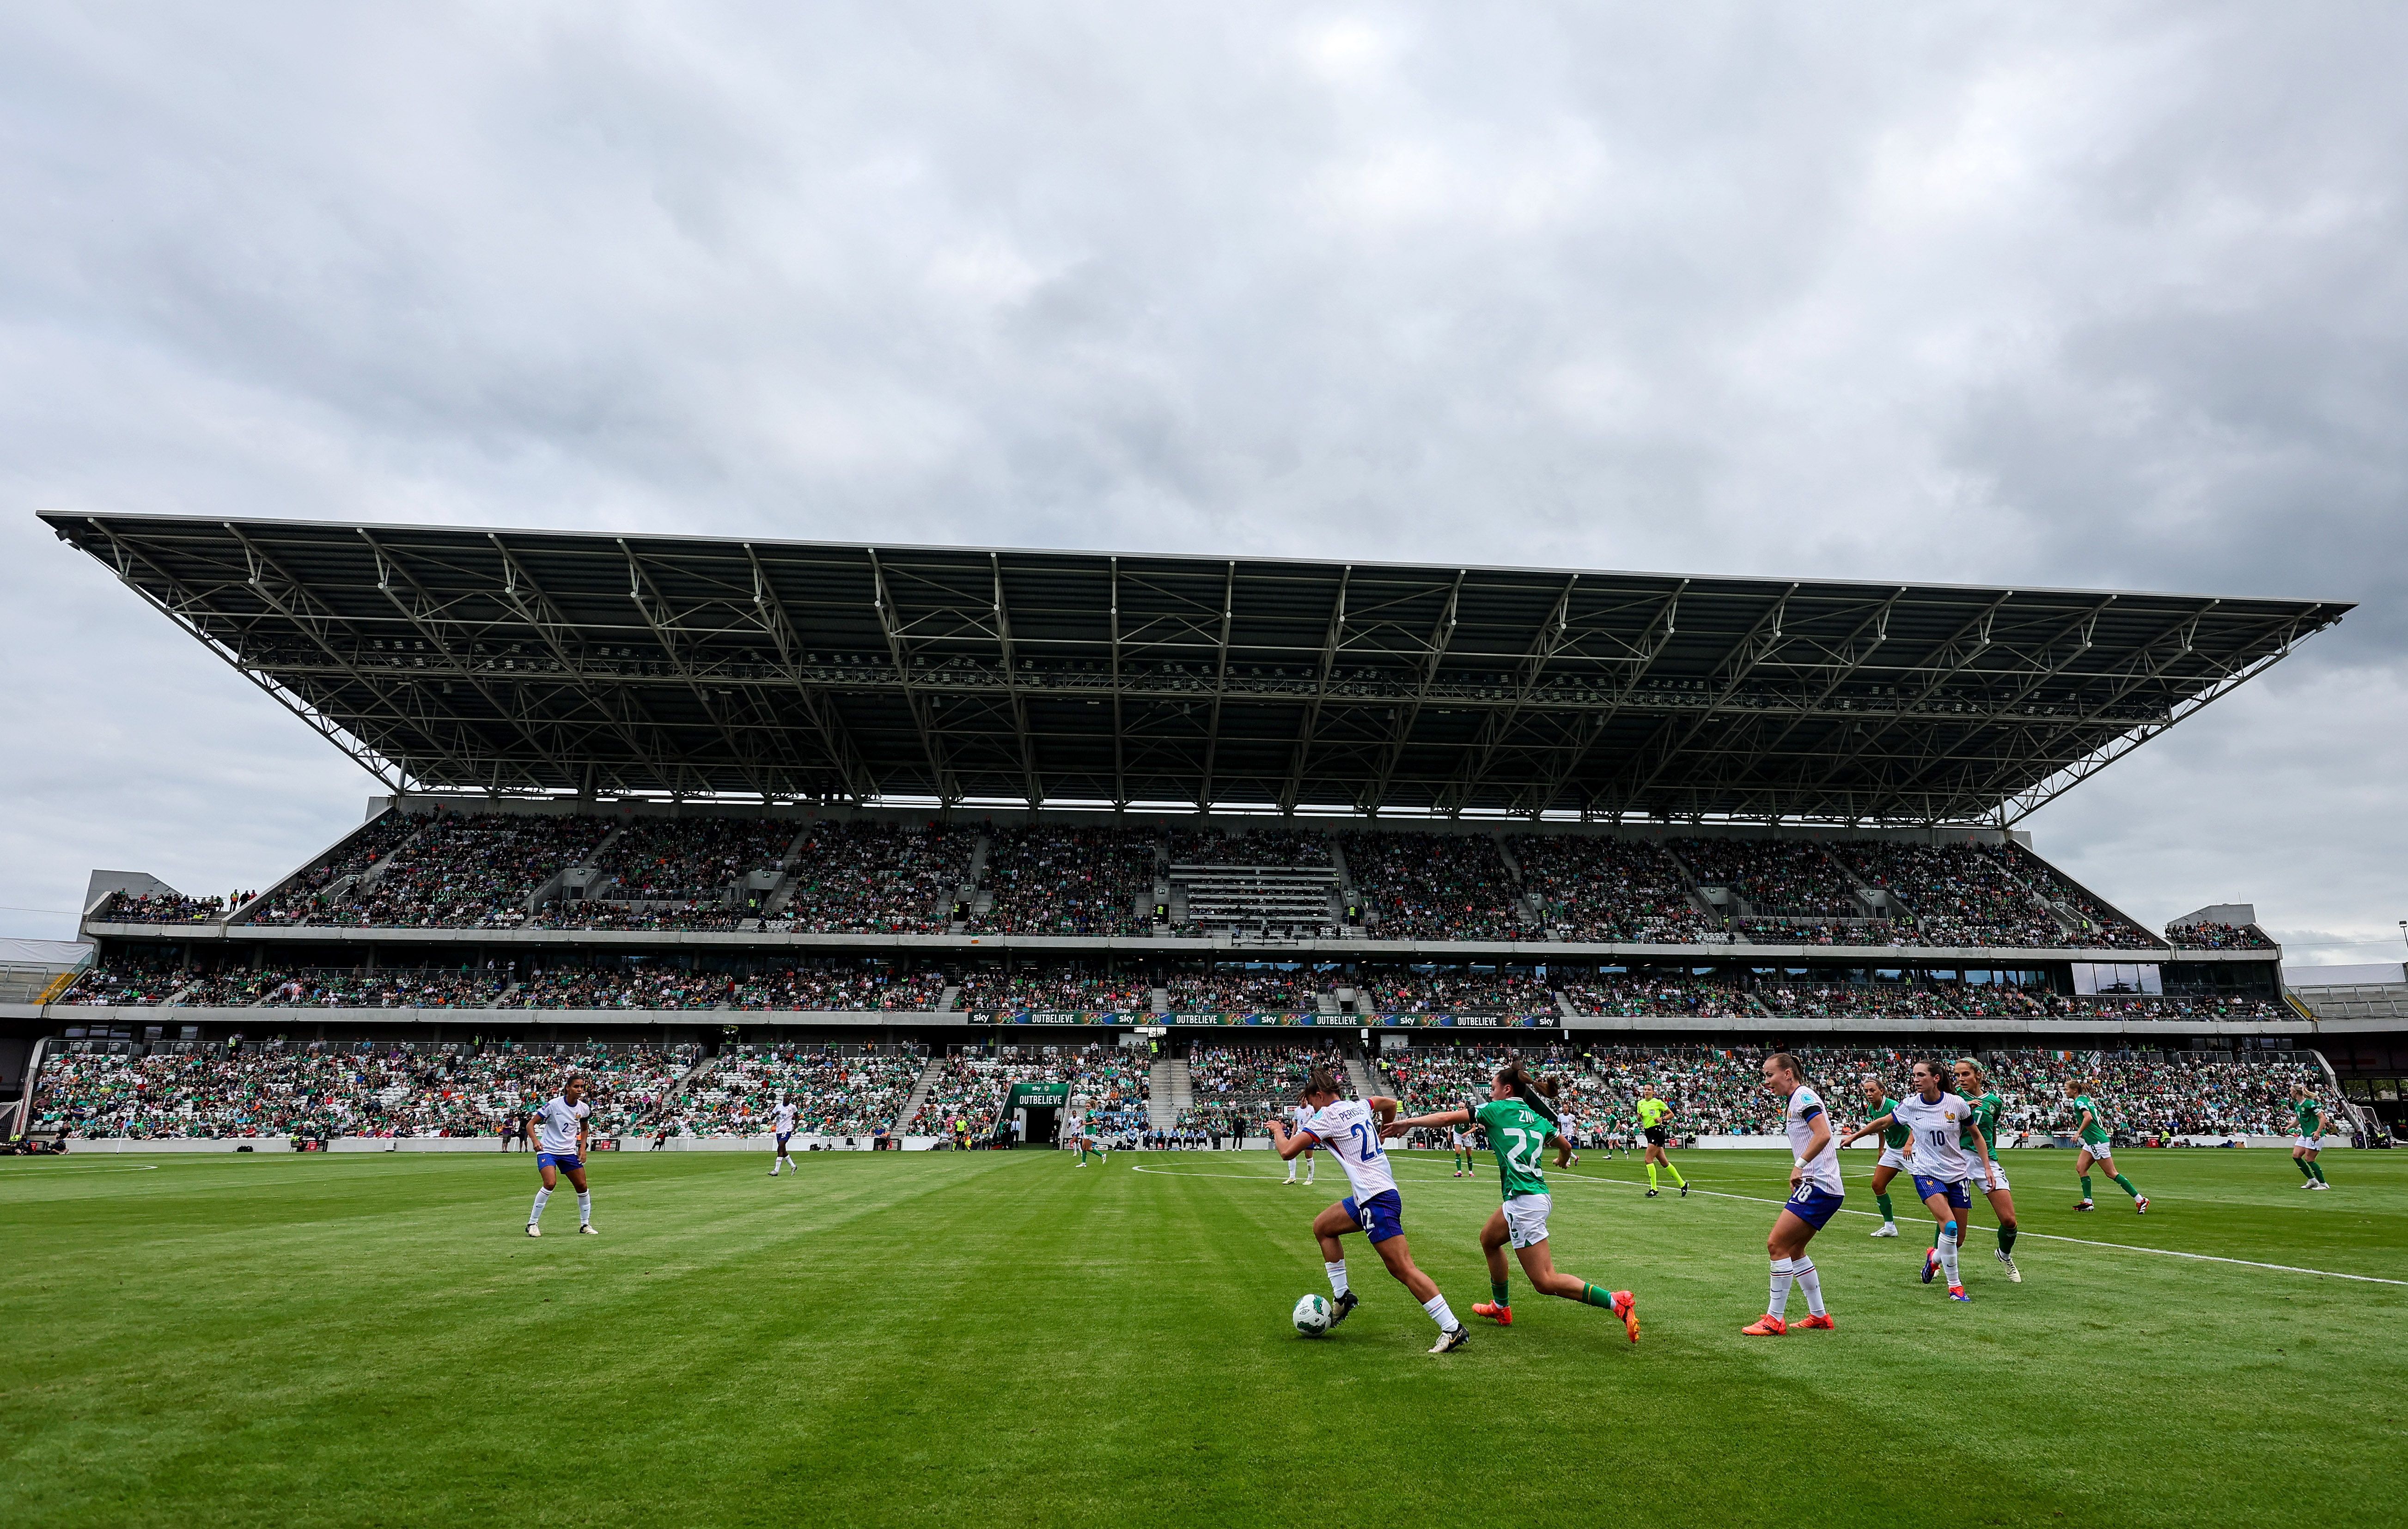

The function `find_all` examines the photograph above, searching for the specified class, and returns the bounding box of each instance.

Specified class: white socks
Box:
[1422,1294,1459,1331]
[529,1187,551,1225]
[1937,1224,1962,1286]
[1792,1258,1825,1316]
[1768,1256,1794,1318]
[1326,1260,1349,1298]
[577,1190,592,1227]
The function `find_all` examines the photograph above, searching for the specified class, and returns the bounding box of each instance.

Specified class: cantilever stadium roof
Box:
[41,513,2349,825]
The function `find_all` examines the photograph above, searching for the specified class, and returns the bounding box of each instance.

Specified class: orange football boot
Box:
[1741,1314,1787,1336]
[1471,1301,1513,1326]
[1610,1290,1640,1344]
[1792,1313,1835,1330]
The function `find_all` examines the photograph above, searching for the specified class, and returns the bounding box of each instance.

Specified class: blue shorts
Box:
[537,1152,583,1172]
[776,1133,792,1150]
[1912,1174,1971,1211]
[1783,1184,1844,1230]
[1341,1188,1406,1244]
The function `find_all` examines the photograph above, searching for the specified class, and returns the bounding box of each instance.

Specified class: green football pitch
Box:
[5,1146,2402,1529]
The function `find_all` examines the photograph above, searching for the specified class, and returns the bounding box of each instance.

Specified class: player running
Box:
[1060,1098,1088,1166]
[768,1097,798,1176]
[1743,1053,1840,1336]
[1843,1060,1993,1301]
[1383,1061,1638,1341]
[1953,1058,2022,1281]
[2065,1079,2147,1213]
[2291,1083,2332,1190]
[1634,1084,1687,1198]
[1854,1072,1911,1237]
[1282,1101,1317,1187]
[1268,1067,1469,1354]
[525,1076,597,1237]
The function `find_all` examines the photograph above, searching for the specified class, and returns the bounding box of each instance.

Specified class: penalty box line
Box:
[1542,1164,2408,1288]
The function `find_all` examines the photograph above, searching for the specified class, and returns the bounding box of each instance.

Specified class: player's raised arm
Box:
[1839,1110,1896,1147]
[1267,1117,1320,1161]
[1381,1105,1472,1139]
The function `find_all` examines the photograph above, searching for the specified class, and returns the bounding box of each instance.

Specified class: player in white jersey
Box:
[1744,1054,1840,1335]
[1843,1060,1994,1302]
[524,1077,597,1236]
[768,1098,799,1176]
[1281,1102,1317,1186]
[1268,1066,1468,1353]
[1060,1103,1090,1166]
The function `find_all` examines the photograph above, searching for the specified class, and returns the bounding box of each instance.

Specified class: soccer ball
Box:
[1292,1293,1332,1338]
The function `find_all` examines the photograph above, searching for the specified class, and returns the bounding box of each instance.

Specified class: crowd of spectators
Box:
[1674,840,1866,919]
[725,966,950,1012]
[2166,921,2279,951]
[1755,982,1964,1019]
[977,828,1157,937]
[1836,843,2069,947]
[93,892,229,925]
[57,963,193,1005]
[1511,837,1714,943]
[1165,828,1329,867]
[1186,1044,1341,1119]
[1164,971,1321,1012]
[2005,847,2164,950]
[504,965,726,1010]
[674,1047,923,1136]
[777,821,976,934]
[250,815,422,925]
[2046,993,2289,1021]
[1341,833,1524,940]
[250,969,508,1009]
[1354,970,1558,1014]
[951,969,1154,1014]
[1557,974,1756,1018]
[30,1040,692,1140]
[317,814,614,928]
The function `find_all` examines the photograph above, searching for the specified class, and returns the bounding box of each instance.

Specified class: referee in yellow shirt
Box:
[1634,1084,1688,1198]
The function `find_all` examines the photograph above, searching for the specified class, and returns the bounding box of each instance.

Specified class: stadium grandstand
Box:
[7,513,2401,1151]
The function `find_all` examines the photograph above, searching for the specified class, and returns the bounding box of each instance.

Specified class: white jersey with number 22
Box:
[1297,1099,1397,1201]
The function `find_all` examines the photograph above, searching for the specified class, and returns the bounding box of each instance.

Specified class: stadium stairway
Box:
[1151,1057,1189,1131]
[1341,1054,1377,1101]
[893,1056,945,1133]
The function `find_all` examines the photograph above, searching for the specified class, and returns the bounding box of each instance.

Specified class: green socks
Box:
[2296,1156,2317,1178]
[1579,1284,1615,1308]
[2310,1160,2328,1184]
[2112,1173,2139,1199]
[1492,1279,1511,1305]
[1999,1225,2017,1256]
[2080,1175,2094,1199]
[1875,1192,1896,1222]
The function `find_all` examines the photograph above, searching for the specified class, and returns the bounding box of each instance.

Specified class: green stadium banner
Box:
[1006,1081,1070,1108]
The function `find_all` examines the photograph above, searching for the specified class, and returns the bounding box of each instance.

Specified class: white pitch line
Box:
[1128,1158,2408,1288]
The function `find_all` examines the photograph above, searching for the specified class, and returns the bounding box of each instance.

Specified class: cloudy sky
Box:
[2,3,2401,963]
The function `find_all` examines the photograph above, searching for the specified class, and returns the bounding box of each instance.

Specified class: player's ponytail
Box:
[1767,1053,1805,1085]
[1302,1066,1342,1102]
[1497,1060,1561,1130]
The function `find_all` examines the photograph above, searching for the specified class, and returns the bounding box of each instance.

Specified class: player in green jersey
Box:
[1853,1072,1912,1237]
[2289,1083,2332,1189]
[1952,1059,2021,1281]
[1634,1085,1687,1198]
[1384,1060,1640,1342]
[2064,1079,2147,1213]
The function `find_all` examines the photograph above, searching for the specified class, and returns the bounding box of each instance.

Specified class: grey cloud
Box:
[0,1,2401,956]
